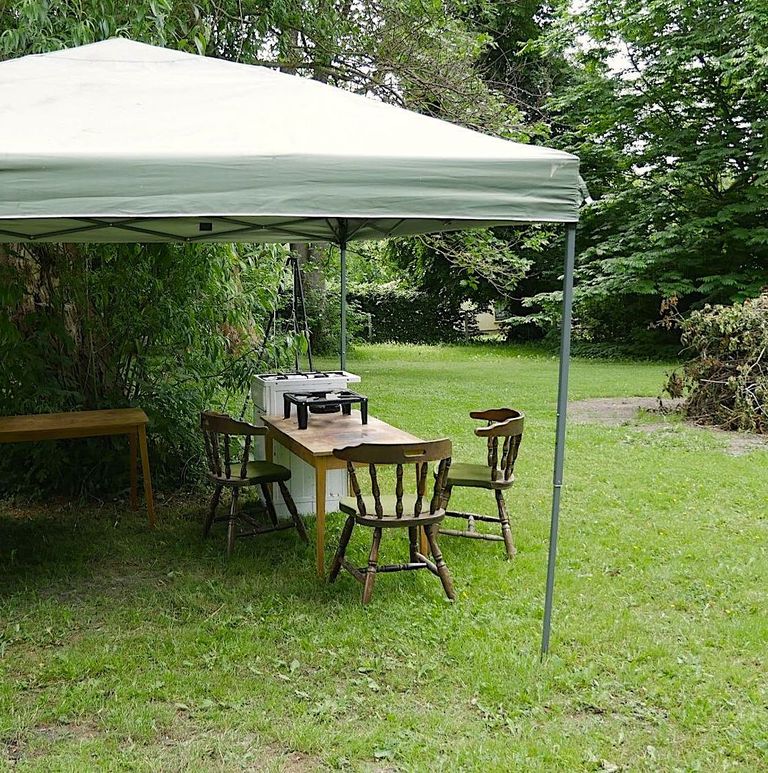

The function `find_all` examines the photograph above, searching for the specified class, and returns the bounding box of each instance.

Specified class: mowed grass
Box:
[1,343,766,771]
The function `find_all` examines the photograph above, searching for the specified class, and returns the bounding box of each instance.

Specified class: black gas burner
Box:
[283,390,368,430]
[259,370,347,380]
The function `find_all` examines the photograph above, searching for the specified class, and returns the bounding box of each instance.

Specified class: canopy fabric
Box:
[0,39,580,244]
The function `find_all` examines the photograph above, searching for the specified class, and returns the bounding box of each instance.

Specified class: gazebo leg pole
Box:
[340,240,348,371]
[541,223,577,657]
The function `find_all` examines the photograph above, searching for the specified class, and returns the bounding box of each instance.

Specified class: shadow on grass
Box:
[0,498,457,611]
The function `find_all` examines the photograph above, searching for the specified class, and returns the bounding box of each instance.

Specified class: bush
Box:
[665,293,768,432]
[304,282,365,358]
[0,242,293,497]
[351,282,466,344]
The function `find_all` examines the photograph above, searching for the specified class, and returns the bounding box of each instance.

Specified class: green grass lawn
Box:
[1,343,766,771]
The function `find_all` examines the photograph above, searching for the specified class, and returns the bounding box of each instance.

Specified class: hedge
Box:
[350,282,466,344]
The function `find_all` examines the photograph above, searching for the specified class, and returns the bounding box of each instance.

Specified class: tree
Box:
[538,0,768,343]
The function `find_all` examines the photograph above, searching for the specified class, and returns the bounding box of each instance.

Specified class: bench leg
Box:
[137,424,156,528]
[129,430,138,511]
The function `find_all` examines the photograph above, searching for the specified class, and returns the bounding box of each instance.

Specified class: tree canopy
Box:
[541,0,768,340]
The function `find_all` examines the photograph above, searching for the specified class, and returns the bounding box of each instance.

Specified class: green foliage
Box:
[382,229,535,338]
[536,0,768,339]
[0,1,211,54]
[666,293,768,432]
[350,282,467,344]
[1,0,536,495]
[303,282,364,358]
[0,243,293,494]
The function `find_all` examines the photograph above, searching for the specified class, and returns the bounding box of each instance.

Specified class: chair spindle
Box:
[348,461,367,516]
[240,433,251,480]
[223,433,232,479]
[395,463,404,517]
[369,464,383,517]
[211,432,222,477]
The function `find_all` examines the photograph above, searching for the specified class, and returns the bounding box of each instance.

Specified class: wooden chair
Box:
[200,411,309,556]
[329,439,455,604]
[438,408,524,559]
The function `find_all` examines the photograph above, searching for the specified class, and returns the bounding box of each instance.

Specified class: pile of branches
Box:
[666,293,768,433]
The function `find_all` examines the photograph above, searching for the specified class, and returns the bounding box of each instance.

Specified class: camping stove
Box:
[283,389,368,429]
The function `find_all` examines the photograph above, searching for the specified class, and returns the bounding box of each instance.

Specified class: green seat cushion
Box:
[214,460,290,483]
[444,462,514,490]
[339,495,443,526]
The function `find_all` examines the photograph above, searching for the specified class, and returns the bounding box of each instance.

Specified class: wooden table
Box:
[0,408,156,526]
[262,412,420,576]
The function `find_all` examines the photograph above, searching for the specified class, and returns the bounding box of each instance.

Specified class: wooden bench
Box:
[0,408,155,526]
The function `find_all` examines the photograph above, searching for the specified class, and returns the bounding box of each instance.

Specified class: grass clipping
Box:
[666,293,768,433]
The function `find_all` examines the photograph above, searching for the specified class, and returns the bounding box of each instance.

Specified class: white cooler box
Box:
[251,371,361,517]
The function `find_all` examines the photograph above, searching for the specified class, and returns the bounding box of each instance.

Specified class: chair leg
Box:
[495,490,516,559]
[440,484,453,511]
[260,483,279,526]
[204,484,223,538]
[362,528,382,604]
[277,480,309,543]
[227,487,239,557]
[408,526,419,562]
[329,515,355,582]
[425,524,456,601]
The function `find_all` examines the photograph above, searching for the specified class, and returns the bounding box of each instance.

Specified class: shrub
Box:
[665,293,768,432]
[0,242,294,497]
[304,282,365,357]
[351,282,466,344]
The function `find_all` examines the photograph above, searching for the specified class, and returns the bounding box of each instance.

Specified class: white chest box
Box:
[251,371,361,516]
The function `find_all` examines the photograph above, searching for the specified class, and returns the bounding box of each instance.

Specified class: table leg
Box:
[137,424,156,528]
[315,458,327,577]
[129,430,138,510]
[264,431,275,505]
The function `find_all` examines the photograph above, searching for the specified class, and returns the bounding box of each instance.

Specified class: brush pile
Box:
[666,293,768,433]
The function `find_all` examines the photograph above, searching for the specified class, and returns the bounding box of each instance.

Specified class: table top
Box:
[262,411,420,458]
[0,408,148,442]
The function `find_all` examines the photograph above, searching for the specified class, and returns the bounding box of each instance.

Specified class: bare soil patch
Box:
[569,397,678,425]
[8,721,327,770]
[569,396,768,456]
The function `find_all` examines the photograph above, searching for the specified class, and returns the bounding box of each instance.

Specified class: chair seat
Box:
[339,495,445,528]
[209,460,291,485]
[443,462,514,490]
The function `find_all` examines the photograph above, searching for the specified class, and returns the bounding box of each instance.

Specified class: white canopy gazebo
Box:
[0,39,580,654]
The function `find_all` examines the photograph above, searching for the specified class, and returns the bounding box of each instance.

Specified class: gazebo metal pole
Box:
[541,222,577,657]
[340,239,348,371]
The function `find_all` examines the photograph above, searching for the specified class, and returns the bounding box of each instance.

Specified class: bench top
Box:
[0,408,148,443]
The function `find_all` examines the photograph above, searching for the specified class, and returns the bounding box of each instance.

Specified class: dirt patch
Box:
[2,737,25,765]
[34,722,102,743]
[569,396,768,456]
[156,723,328,771]
[263,743,324,771]
[11,721,328,770]
[569,396,681,425]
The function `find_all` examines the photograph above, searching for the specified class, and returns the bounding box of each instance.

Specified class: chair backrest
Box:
[200,410,265,480]
[333,439,452,518]
[470,408,525,483]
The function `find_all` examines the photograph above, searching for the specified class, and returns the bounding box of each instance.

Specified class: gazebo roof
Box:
[0,39,579,243]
